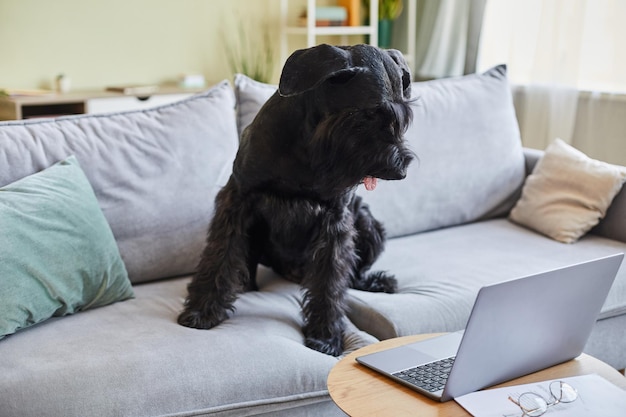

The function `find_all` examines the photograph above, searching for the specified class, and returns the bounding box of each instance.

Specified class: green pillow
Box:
[0,156,134,339]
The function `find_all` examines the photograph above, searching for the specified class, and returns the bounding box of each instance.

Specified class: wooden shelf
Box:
[0,86,205,121]
[22,103,85,119]
[284,25,375,36]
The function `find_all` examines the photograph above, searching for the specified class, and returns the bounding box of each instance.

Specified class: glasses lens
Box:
[518,393,548,417]
[550,381,578,403]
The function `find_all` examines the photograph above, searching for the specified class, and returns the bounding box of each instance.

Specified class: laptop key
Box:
[392,357,456,391]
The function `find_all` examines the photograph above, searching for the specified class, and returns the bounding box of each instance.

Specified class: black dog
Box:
[178,44,414,356]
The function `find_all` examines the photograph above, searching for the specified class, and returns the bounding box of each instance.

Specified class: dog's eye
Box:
[402,71,411,91]
[400,69,411,98]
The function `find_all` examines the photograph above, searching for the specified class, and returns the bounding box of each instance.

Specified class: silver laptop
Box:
[356,253,623,402]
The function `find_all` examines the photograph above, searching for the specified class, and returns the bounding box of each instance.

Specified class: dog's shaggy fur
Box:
[178,44,414,356]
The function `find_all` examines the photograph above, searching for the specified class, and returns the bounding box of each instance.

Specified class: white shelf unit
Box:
[279,0,417,72]
[279,0,378,65]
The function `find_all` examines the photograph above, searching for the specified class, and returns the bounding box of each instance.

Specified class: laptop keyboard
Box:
[392,356,456,393]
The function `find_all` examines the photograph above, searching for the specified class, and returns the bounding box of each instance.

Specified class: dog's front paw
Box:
[353,270,398,293]
[305,335,344,357]
[177,307,228,330]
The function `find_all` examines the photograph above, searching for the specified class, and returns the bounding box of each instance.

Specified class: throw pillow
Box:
[0,156,134,339]
[509,138,626,243]
[234,73,277,136]
[0,81,239,283]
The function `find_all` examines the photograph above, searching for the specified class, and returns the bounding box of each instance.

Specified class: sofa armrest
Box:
[522,147,543,175]
[592,186,626,243]
[523,147,626,243]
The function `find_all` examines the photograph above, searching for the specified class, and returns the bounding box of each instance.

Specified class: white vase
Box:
[55,75,71,93]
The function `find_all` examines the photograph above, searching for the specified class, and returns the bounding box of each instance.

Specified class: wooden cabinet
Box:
[0,94,85,120]
[0,86,203,121]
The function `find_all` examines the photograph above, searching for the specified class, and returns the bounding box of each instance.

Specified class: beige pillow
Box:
[509,138,626,243]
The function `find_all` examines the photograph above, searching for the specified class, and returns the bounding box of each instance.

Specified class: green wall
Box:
[0,0,282,90]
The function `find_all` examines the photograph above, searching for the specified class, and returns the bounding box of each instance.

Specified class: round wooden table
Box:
[328,333,626,417]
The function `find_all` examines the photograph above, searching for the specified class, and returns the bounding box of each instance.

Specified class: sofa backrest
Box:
[355,65,526,237]
[0,82,239,283]
[235,66,526,238]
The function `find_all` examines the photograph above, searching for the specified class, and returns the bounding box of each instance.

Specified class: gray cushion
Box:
[347,219,626,339]
[234,73,277,137]
[233,68,526,238]
[0,268,374,417]
[356,65,526,237]
[0,82,239,283]
[0,156,133,339]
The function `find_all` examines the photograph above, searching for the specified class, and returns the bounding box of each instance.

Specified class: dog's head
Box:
[236,44,415,200]
[278,44,415,194]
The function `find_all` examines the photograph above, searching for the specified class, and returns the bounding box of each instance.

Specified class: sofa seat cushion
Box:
[0,81,239,284]
[0,268,373,417]
[348,218,626,340]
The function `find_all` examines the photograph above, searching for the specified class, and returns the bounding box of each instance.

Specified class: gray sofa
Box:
[1,66,625,417]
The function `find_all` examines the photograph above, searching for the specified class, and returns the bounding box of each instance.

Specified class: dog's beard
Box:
[309,100,414,193]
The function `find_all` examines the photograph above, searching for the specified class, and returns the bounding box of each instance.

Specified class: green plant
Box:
[363,0,404,21]
[223,20,275,84]
[380,0,403,20]
[0,89,8,98]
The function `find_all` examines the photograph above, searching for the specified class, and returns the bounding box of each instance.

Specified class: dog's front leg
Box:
[301,210,357,356]
[178,180,253,330]
[350,195,398,293]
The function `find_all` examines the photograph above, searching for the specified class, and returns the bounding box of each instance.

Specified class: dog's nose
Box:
[392,168,408,180]
[373,145,414,181]
[378,166,408,181]
[391,149,415,180]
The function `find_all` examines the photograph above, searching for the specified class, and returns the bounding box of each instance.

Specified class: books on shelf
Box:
[299,6,348,27]
[105,84,159,96]
[338,0,361,26]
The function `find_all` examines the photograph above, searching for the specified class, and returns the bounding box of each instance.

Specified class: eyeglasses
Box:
[508,380,578,416]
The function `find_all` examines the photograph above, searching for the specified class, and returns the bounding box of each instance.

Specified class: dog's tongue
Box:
[363,176,378,191]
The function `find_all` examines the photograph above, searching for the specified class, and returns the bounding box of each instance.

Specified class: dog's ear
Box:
[279,44,361,97]
[386,49,412,99]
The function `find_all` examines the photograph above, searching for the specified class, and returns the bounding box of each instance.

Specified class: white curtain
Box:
[393,0,486,80]
[478,0,626,165]
[413,0,470,78]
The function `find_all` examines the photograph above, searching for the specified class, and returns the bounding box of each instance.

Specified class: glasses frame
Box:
[507,380,578,416]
